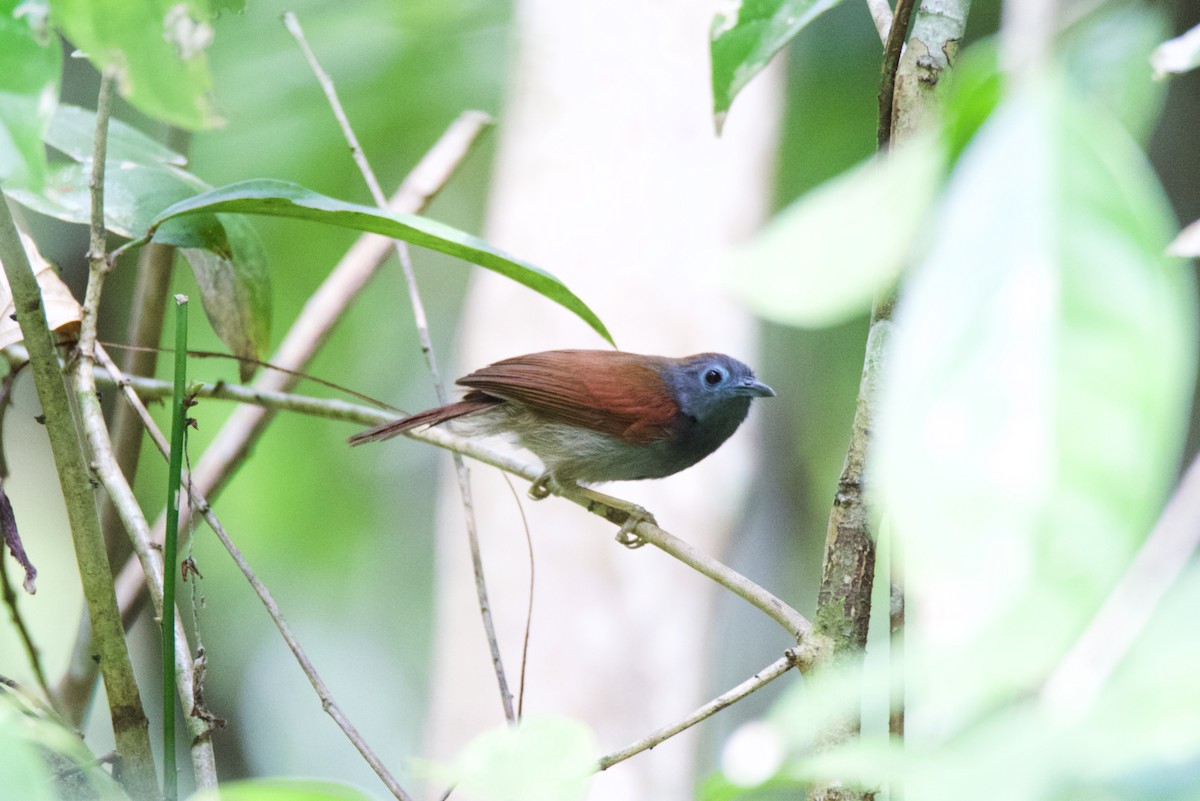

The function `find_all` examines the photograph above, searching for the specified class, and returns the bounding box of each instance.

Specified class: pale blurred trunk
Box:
[424,1,783,798]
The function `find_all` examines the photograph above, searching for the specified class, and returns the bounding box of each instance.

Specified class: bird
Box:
[349,349,774,539]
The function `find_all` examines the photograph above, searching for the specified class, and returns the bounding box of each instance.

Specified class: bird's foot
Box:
[528,473,554,500]
[577,487,655,549]
[527,476,655,547]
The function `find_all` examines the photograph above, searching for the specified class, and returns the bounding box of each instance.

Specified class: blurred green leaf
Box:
[1060,3,1169,143]
[1151,21,1200,79]
[0,686,128,801]
[49,0,219,129]
[710,0,844,130]
[0,0,61,190]
[0,705,55,801]
[144,179,615,346]
[726,134,944,327]
[876,73,1196,738]
[187,778,374,801]
[424,716,595,801]
[941,40,1002,163]
[45,104,187,166]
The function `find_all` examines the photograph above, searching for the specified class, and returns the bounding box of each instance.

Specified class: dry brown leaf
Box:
[0,230,82,350]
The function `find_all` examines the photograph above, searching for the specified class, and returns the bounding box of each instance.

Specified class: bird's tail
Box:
[348,394,500,446]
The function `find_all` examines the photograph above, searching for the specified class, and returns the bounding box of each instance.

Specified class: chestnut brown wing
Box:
[458,350,681,445]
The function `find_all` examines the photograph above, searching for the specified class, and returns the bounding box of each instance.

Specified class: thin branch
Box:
[1041,449,1200,719]
[877,0,918,149]
[94,345,416,801]
[597,650,803,771]
[282,11,515,722]
[101,130,188,583]
[0,73,158,799]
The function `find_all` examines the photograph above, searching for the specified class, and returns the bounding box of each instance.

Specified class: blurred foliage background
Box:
[3,0,1200,797]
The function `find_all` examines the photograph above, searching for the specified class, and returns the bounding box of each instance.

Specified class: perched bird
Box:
[349,350,775,498]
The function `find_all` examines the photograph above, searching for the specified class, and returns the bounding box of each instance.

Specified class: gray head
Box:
[666,353,776,422]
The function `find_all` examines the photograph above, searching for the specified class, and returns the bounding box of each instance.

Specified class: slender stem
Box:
[0,75,158,799]
[161,297,188,801]
[283,11,514,721]
[597,650,801,771]
[102,150,185,572]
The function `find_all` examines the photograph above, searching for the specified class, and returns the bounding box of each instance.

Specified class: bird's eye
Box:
[704,368,725,386]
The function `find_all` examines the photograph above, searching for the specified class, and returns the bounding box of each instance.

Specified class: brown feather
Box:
[348,394,501,445]
[457,350,680,445]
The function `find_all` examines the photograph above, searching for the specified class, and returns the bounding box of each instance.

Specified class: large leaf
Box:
[5,160,270,375]
[726,134,943,327]
[875,73,1195,778]
[710,0,845,131]
[45,104,186,166]
[0,0,61,189]
[142,179,614,345]
[48,0,219,129]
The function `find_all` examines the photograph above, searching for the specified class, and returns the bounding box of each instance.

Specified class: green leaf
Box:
[1060,3,1169,143]
[48,0,219,129]
[0,0,61,190]
[4,160,217,240]
[144,179,615,345]
[423,717,596,801]
[726,134,944,327]
[710,0,845,130]
[186,778,374,801]
[1151,21,1200,79]
[5,161,270,373]
[45,104,187,166]
[876,76,1196,733]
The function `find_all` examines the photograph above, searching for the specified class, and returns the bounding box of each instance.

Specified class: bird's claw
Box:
[528,474,554,500]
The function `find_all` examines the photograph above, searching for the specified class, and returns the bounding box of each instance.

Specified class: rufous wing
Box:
[458,350,681,445]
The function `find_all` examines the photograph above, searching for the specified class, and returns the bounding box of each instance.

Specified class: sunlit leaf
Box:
[0,0,61,189]
[876,75,1195,743]
[710,0,844,130]
[726,134,943,327]
[144,179,614,345]
[49,0,220,129]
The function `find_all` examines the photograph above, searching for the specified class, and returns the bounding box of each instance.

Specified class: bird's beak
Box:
[740,378,776,398]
